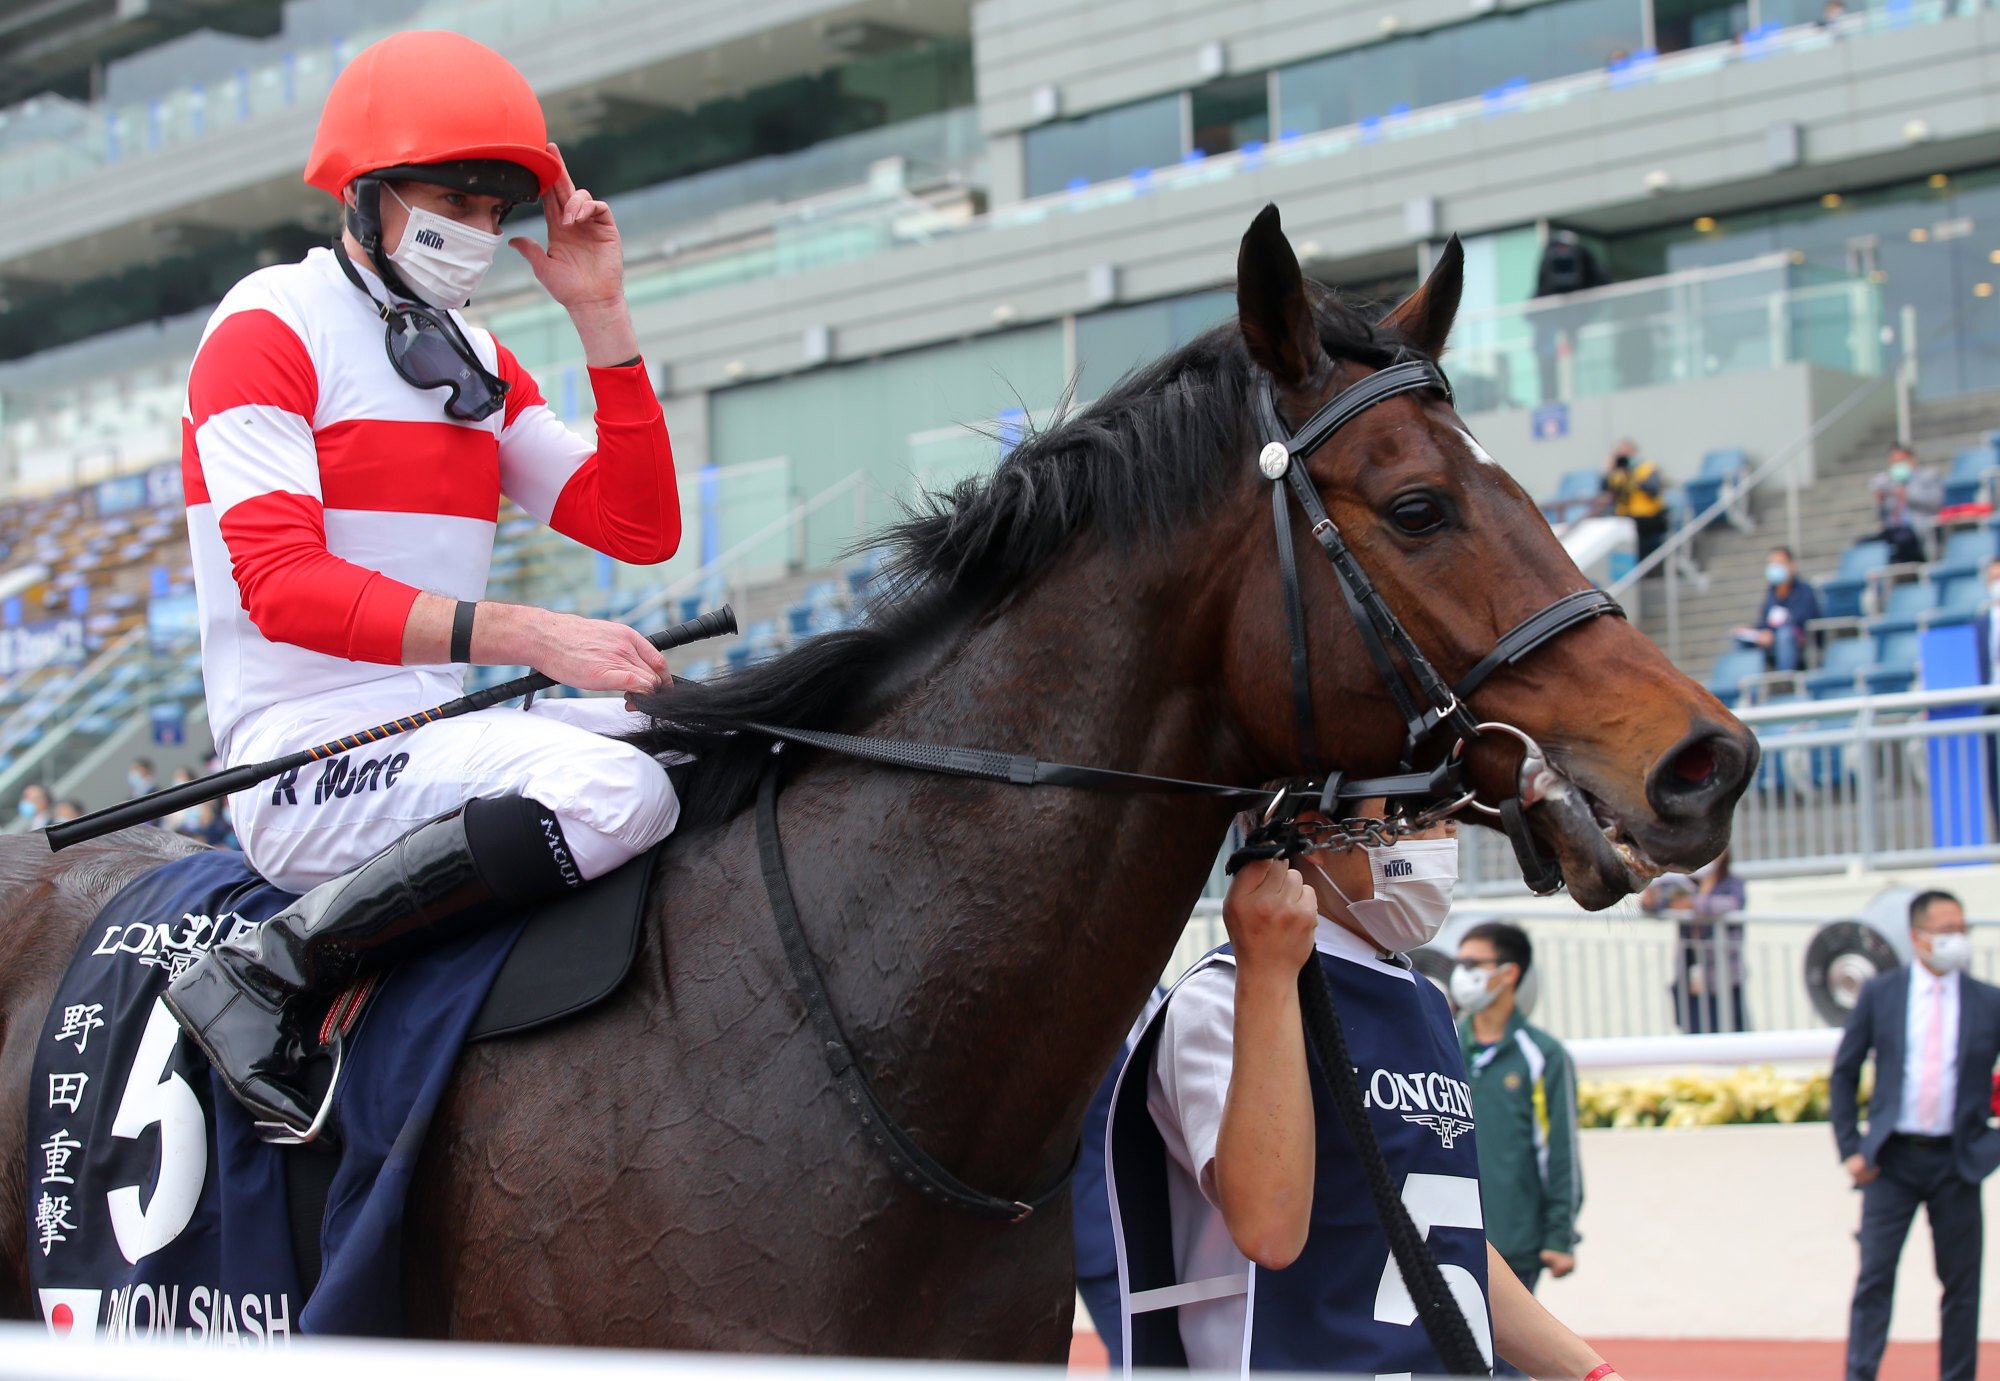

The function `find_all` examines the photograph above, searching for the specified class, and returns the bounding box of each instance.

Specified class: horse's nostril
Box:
[1670,740,1717,786]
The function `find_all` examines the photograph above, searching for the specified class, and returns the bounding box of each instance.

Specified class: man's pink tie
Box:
[1918,978,1946,1132]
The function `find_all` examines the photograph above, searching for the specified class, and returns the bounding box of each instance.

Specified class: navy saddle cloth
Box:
[25,848,649,1340]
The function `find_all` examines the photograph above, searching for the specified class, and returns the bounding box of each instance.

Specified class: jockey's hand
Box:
[531,610,667,696]
[510,141,624,313]
[1223,860,1318,979]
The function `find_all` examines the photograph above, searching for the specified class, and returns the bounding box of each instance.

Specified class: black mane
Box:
[630,292,1409,831]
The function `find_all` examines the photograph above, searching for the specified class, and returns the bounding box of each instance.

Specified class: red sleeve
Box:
[497,347,681,565]
[191,308,419,664]
[218,494,420,664]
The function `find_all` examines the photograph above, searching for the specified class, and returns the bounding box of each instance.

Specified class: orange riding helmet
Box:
[304,30,561,203]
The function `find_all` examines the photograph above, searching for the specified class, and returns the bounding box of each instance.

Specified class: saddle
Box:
[29,845,655,1335]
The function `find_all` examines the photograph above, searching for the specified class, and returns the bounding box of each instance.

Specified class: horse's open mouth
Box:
[1526,766,1668,909]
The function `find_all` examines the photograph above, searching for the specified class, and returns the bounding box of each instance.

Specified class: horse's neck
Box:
[781,545,1244,1194]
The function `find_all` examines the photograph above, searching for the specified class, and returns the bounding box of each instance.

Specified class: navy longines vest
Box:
[1107,941,1493,1378]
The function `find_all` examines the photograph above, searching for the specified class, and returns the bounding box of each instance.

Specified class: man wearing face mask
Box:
[168,31,683,1140]
[1863,444,1941,566]
[1831,890,2000,1381]
[1731,546,1819,674]
[1106,809,1620,1379]
[1453,923,1583,1321]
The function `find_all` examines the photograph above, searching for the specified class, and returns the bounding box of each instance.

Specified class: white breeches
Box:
[228,697,678,893]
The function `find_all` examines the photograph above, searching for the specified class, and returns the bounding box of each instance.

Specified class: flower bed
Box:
[1576,1065,1865,1129]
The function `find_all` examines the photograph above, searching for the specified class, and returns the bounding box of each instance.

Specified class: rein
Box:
[739,354,1619,1372]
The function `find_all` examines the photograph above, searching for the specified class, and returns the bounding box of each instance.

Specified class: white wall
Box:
[1542,1122,1999,1341]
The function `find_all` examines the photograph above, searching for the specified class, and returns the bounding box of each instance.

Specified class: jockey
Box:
[165,31,682,1140]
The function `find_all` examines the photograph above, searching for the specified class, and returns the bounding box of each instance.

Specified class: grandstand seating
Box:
[1816,540,1892,621]
[1931,523,1998,591]
[1681,448,1748,521]
[1940,439,2000,508]
[1705,646,1767,708]
[1867,577,1936,634]
[1803,636,1875,699]
[1539,469,1601,526]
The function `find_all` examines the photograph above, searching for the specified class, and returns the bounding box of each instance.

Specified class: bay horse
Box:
[0,208,1754,1354]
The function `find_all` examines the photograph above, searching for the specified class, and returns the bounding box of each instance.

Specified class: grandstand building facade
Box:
[1,0,1998,825]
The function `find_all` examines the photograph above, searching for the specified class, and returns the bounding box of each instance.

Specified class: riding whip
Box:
[45,604,737,852]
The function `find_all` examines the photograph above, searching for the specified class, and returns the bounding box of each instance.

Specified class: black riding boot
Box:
[163,794,581,1141]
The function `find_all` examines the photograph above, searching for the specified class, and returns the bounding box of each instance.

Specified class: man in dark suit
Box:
[1831,889,2000,1381]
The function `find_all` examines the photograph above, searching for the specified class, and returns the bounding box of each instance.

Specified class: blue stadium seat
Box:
[1706,646,1768,707]
[1932,524,1998,583]
[1865,628,1920,695]
[1820,541,1892,620]
[678,659,712,682]
[1941,445,1999,508]
[1539,469,1601,525]
[1804,636,1874,698]
[1868,578,1937,634]
[1681,448,1747,519]
[1930,574,1987,627]
[785,600,814,638]
[725,642,752,671]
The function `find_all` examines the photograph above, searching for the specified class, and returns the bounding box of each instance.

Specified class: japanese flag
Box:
[38,1288,102,1343]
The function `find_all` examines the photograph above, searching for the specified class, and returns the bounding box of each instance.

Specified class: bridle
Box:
[1237,354,1624,891]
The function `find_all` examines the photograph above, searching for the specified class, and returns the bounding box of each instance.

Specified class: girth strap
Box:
[755,764,1076,1223]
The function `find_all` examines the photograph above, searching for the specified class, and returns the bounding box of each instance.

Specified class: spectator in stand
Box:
[1732,547,1819,672]
[1640,852,1750,1033]
[1597,440,1668,564]
[1454,923,1583,1335]
[51,799,83,824]
[126,756,157,800]
[1864,445,1943,566]
[15,783,51,830]
[1831,890,2000,1381]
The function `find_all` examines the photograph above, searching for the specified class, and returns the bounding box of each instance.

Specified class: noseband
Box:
[1241,357,1623,891]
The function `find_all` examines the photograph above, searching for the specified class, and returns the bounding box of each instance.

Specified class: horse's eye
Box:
[1390,495,1447,535]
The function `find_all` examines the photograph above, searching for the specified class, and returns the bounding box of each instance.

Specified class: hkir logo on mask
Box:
[1381,858,1415,879]
[414,227,447,251]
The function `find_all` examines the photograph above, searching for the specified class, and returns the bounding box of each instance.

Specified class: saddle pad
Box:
[469,850,651,1042]
[27,850,520,1340]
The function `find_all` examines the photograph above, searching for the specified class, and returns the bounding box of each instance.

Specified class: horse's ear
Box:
[1380,235,1464,360]
[1236,204,1325,388]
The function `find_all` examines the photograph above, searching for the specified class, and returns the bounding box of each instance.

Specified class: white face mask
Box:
[385,185,503,309]
[1450,963,1504,1013]
[1311,838,1459,953]
[1926,931,1972,974]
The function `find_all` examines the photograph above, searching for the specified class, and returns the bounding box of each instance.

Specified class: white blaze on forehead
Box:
[1449,425,1499,467]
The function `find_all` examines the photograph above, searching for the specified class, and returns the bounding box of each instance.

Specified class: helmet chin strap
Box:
[342,176,430,306]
